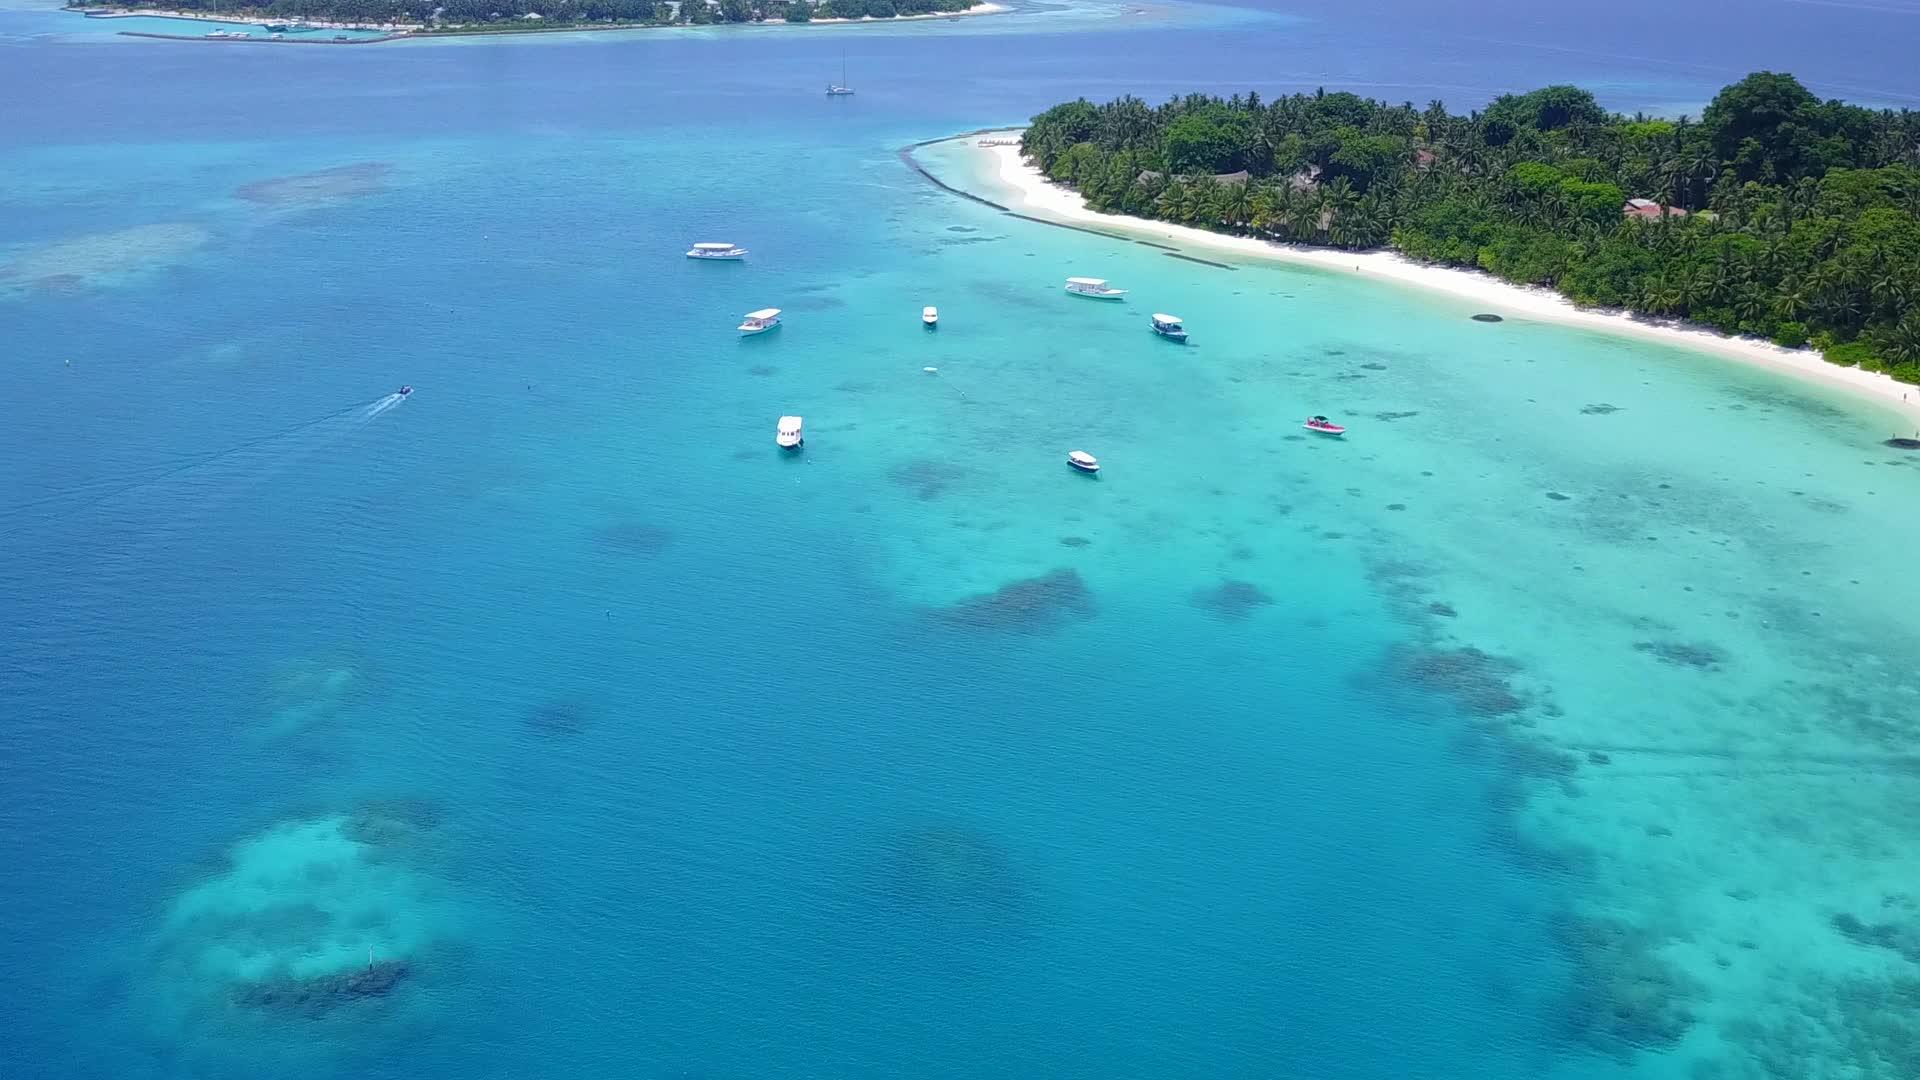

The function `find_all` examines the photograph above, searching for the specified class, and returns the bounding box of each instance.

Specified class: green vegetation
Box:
[67,0,973,29]
[1022,74,1920,381]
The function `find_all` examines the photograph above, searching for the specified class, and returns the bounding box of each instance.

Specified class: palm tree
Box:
[1878,316,1920,367]
[1248,185,1277,235]
[1222,182,1252,230]
[1869,271,1910,318]
[1734,288,1770,327]
[1773,277,1811,322]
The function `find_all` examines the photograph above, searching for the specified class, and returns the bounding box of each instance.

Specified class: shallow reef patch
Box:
[931,568,1094,634]
[595,520,673,556]
[1189,579,1274,622]
[889,459,971,501]
[1831,911,1920,964]
[1388,644,1527,717]
[0,223,212,296]
[146,807,455,1031]
[525,698,594,738]
[258,649,372,739]
[234,162,392,207]
[1550,912,1698,1059]
[1633,639,1727,671]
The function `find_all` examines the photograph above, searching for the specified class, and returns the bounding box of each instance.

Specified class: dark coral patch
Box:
[236,162,392,206]
[235,960,409,1015]
[1190,580,1274,622]
[1550,914,1698,1058]
[1633,640,1726,671]
[889,459,970,501]
[526,699,592,738]
[1391,645,1525,716]
[1831,912,1920,964]
[342,798,442,847]
[933,568,1094,634]
[596,521,673,555]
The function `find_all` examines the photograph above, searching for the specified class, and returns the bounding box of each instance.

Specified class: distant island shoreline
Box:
[905,125,1920,422]
[912,76,1920,420]
[68,0,1008,42]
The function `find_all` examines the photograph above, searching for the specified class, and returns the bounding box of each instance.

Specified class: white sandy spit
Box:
[961,131,1920,423]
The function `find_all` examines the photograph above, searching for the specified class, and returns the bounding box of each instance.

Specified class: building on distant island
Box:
[1622,198,1687,220]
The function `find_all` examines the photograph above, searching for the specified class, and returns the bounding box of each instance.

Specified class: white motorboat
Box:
[687,242,747,260]
[1150,313,1188,341]
[922,305,939,327]
[1067,450,1100,473]
[738,308,782,335]
[777,415,804,449]
[1065,277,1127,300]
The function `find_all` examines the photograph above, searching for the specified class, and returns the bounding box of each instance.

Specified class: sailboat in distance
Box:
[826,51,854,96]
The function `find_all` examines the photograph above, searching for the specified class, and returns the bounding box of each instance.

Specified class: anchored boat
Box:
[1065,277,1127,300]
[687,242,748,260]
[1150,313,1187,341]
[1304,415,1346,435]
[777,415,804,449]
[1067,450,1101,473]
[738,308,782,336]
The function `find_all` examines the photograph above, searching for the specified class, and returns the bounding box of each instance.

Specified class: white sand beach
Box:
[75,2,1006,33]
[961,131,1920,422]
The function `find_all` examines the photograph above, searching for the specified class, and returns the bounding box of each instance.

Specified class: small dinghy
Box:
[1304,415,1346,435]
[923,306,939,328]
[1067,450,1100,473]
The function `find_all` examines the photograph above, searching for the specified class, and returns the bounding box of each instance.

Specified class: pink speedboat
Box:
[1304,415,1345,435]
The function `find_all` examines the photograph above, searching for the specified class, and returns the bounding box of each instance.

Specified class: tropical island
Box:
[1017,74,1920,384]
[68,0,986,34]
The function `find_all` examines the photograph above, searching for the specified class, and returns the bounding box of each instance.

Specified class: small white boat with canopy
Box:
[1067,450,1100,473]
[687,242,748,260]
[1065,277,1127,300]
[777,415,804,449]
[738,308,782,335]
[922,305,939,327]
[1150,313,1188,341]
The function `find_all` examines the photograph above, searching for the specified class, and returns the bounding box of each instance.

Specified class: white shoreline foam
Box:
[953,130,1920,424]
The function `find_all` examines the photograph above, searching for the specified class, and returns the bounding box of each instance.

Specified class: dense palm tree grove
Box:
[1022,74,1920,381]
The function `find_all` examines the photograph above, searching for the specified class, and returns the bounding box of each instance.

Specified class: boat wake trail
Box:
[0,392,405,538]
[359,393,407,422]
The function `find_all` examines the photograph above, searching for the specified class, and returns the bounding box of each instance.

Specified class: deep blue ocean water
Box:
[4,2,1920,1078]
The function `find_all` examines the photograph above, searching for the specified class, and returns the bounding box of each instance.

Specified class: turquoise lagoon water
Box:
[4,4,1920,1079]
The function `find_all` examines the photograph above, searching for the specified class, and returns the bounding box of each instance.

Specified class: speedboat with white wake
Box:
[397,385,413,397]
